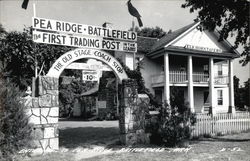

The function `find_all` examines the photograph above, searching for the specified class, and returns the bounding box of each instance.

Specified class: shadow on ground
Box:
[192,137,250,143]
[59,127,120,149]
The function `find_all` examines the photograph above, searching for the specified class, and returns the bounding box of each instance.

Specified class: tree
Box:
[130,26,170,39]
[234,76,244,110]
[243,78,250,108]
[234,76,250,110]
[182,0,250,66]
[0,24,6,37]
[0,26,72,90]
[0,80,32,159]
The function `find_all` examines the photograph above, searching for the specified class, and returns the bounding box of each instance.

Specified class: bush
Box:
[0,80,32,160]
[146,88,196,147]
[158,102,196,147]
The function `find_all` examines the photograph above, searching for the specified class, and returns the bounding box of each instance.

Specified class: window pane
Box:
[218,64,223,76]
[217,90,223,105]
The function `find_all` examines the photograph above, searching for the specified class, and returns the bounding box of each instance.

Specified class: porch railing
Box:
[192,112,250,137]
[151,72,229,85]
[151,71,188,85]
[193,72,209,82]
[169,71,187,83]
[214,75,229,85]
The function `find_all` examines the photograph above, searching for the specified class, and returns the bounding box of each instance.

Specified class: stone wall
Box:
[119,79,150,145]
[25,76,59,154]
[25,77,149,154]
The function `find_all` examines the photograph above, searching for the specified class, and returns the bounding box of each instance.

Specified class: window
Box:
[203,91,209,103]
[218,64,223,76]
[203,64,208,74]
[203,65,208,72]
[217,90,223,105]
[155,90,163,103]
[180,64,186,71]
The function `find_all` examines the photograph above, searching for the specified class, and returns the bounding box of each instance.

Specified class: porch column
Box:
[164,53,170,105]
[188,56,194,112]
[228,59,235,113]
[209,58,216,114]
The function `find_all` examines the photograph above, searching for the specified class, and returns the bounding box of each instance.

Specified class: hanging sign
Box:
[32,17,137,41]
[33,30,137,52]
[82,70,100,81]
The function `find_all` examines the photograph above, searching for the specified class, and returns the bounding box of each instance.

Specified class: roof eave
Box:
[214,29,241,57]
[165,47,239,59]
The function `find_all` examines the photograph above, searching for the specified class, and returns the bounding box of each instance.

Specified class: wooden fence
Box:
[191,112,250,137]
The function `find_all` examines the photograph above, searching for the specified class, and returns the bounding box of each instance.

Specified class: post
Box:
[164,53,170,104]
[209,58,216,114]
[33,3,38,77]
[188,56,194,112]
[132,20,136,70]
[228,59,235,113]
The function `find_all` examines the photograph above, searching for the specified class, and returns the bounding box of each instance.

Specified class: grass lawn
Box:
[17,121,250,161]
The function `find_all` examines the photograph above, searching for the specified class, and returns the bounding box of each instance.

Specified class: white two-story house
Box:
[116,22,240,114]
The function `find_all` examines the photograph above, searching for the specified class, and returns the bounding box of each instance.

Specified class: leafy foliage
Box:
[146,88,196,147]
[117,58,160,108]
[182,0,250,66]
[234,76,250,110]
[130,26,170,39]
[59,78,97,117]
[0,80,32,160]
[0,26,72,90]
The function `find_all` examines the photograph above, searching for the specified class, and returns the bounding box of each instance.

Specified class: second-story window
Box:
[180,65,186,72]
[203,65,208,73]
[218,64,223,76]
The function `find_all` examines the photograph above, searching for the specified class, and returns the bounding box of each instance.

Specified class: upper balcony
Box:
[151,71,228,87]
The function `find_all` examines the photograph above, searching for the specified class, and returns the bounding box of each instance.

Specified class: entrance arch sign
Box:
[47,48,128,82]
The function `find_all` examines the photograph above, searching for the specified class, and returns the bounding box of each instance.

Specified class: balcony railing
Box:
[169,71,187,82]
[151,71,228,85]
[214,75,228,84]
[193,72,209,83]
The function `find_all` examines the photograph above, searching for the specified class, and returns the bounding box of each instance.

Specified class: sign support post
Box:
[132,19,136,70]
[33,3,38,78]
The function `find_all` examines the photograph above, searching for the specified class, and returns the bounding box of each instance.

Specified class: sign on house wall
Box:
[184,44,223,53]
[172,27,226,53]
[32,17,137,52]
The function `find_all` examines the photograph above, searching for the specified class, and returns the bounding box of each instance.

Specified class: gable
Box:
[170,28,230,53]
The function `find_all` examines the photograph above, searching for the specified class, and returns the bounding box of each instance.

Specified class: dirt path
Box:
[59,120,120,149]
[57,120,250,161]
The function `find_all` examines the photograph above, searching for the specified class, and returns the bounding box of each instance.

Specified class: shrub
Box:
[0,80,32,160]
[146,88,196,147]
[158,102,196,147]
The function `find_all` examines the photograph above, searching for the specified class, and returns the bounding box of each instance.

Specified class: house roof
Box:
[137,36,158,53]
[150,22,198,52]
[134,22,240,59]
[142,22,240,59]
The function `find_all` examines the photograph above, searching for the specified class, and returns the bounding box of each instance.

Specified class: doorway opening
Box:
[58,58,120,149]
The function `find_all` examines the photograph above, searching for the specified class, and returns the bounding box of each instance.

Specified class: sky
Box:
[0,0,249,85]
